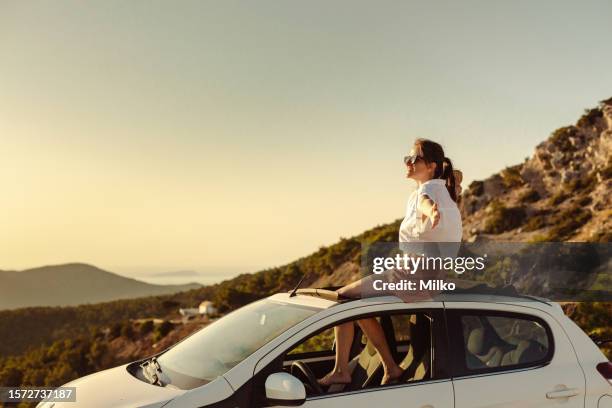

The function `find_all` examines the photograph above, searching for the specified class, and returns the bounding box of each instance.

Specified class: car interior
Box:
[282,313,434,397]
[462,315,549,370]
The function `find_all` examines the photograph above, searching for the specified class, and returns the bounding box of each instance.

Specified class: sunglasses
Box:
[403,155,424,165]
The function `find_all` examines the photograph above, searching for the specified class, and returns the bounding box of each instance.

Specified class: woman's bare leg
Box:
[357,318,403,384]
[318,321,354,386]
[318,277,366,386]
[338,271,388,299]
[319,275,403,386]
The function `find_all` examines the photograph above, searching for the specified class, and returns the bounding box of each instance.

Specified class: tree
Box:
[120,322,135,340]
[139,320,154,335]
[0,366,23,387]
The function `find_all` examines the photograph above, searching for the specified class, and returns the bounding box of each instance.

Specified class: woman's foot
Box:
[381,365,404,385]
[317,370,351,386]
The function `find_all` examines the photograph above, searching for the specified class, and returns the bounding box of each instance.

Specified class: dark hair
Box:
[413,138,457,202]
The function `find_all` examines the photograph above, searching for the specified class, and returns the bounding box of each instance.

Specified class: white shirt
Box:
[399,179,462,257]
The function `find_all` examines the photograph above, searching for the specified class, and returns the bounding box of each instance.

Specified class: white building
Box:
[178,307,199,317]
[198,300,217,316]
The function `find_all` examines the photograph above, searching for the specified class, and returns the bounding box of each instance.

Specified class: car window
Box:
[460,313,551,371]
[280,310,442,400]
[389,313,434,382]
[390,314,414,343]
[288,327,335,355]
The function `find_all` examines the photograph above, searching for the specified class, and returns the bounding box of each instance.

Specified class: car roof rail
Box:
[443,283,552,306]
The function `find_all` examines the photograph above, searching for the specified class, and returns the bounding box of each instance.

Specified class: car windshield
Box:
[157,298,319,388]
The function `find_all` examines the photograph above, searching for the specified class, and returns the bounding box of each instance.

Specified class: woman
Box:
[318,138,463,387]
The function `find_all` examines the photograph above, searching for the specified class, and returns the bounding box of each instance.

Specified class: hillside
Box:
[0,263,201,310]
[0,220,399,358]
[1,99,610,356]
[460,98,612,243]
[0,98,610,390]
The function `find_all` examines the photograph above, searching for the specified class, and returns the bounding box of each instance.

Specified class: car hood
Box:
[37,364,185,408]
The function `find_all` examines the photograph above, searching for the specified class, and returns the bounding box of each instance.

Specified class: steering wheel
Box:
[291,361,324,395]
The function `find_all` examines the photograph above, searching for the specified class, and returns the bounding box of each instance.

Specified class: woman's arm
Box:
[418,194,440,228]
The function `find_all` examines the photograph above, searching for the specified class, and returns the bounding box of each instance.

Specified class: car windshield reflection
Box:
[156,298,319,389]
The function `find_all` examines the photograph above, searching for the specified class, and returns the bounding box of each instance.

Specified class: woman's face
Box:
[405,146,434,182]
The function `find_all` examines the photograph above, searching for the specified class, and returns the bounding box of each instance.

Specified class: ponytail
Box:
[413,138,461,202]
[442,157,457,202]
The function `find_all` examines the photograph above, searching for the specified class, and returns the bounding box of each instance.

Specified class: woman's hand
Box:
[418,194,441,229]
[429,202,440,228]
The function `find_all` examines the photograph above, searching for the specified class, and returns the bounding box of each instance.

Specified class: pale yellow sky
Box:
[1,0,611,278]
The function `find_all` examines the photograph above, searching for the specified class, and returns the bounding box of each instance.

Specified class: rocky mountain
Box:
[0,263,201,310]
[460,97,612,243]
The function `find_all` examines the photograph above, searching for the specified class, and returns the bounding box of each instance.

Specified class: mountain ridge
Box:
[0,263,201,310]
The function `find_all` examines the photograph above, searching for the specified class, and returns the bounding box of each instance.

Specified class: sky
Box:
[1,0,611,283]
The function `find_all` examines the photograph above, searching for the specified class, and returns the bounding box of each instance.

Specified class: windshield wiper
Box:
[141,357,164,386]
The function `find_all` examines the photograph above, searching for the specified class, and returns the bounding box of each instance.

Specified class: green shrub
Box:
[548,191,568,206]
[600,161,612,180]
[546,205,592,240]
[468,180,484,196]
[109,323,122,339]
[120,322,134,340]
[523,213,547,232]
[528,205,592,242]
[152,320,174,342]
[0,366,24,387]
[162,300,179,309]
[562,172,597,194]
[483,201,527,234]
[518,188,540,204]
[158,320,174,336]
[576,108,603,128]
[549,126,577,152]
[564,302,612,359]
[576,195,592,206]
[589,229,612,243]
[528,234,549,243]
[500,166,524,188]
[139,320,154,335]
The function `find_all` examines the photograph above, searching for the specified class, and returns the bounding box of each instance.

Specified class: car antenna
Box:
[289,274,306,297]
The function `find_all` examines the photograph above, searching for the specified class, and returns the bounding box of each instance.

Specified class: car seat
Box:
[501,339,547,366]
[466,328,505,368]
[398,314,432,382]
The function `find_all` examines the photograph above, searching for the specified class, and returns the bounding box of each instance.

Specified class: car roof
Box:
[270,289,560,314]
[268,292,338,309]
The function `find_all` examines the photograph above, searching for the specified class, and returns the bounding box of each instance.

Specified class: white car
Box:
[38,287,611,408]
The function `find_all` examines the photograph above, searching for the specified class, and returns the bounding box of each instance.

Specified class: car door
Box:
[257,302,455,408]
[446,303,586,408]
[301,380,453,408]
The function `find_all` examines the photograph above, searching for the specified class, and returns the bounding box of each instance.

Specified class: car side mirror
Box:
[265,372,306,406]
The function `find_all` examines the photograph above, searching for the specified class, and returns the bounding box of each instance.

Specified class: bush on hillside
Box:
[518,188,540,204]
[152,320,174,342]
[548,191,568,206]
[500,165,524,188]
[139,320,154,335]
[120,321,135,340]
[549,126,578,152]
[483,201,527,234]
[576,108,603,128]
[468,180,485,196]
[522,211,548,232]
